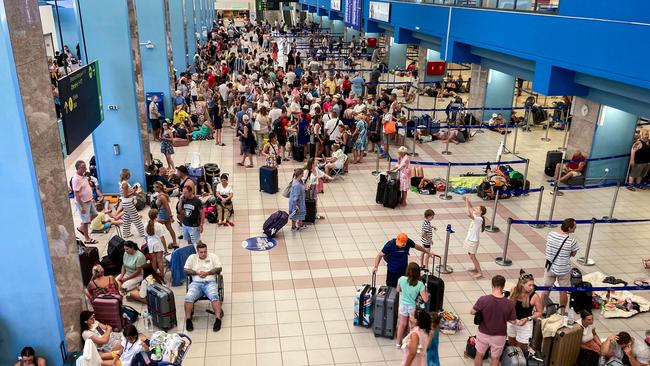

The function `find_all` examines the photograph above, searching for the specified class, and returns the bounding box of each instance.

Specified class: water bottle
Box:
[147,313,153,331]
[567,307,575,325]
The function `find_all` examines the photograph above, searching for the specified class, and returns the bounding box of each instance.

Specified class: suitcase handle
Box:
[425,254,442,278]
[371,272,376,289]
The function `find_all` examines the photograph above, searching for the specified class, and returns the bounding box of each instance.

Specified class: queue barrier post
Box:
[547,184,559,228]
[372,148,381,176]
[386,154,392,171]
[541,117,551,142]
[442,126,452,155]
[476,107,485,134]
[559,110,570,151]
[577,218,597,266]
[485,192,500,233]
[522,159,530,196]
[436,224,454,274]
[502,122,510,155]
[603,182,620,220]
[433,95,438,120]
[530,186,546,228]
[410,125,419,157]
[495,217,513,267]
[511,125,520,154]
[439,162,452,200]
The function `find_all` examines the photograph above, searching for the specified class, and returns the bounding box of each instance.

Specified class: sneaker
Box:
[186,319,194,332]
[213,318,222,332]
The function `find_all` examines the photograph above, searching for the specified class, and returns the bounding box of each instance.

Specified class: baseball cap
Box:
[396,233,408,246]
[492,113,498,118]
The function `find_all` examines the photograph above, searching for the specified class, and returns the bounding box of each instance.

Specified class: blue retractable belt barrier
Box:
[562,153,629,163]
[366,81,415,85]
[389,158,527,166]
[511,218,650,226]
[499,187,543,195]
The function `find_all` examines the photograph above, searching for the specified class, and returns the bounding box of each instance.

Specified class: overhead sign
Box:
[59,61,103,155]
[369,1,390,22]
[344,0,361,30]
[331,0,341,11]
[242,236,278,251]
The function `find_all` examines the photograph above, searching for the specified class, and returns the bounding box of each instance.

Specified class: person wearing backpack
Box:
[541,218,580,313]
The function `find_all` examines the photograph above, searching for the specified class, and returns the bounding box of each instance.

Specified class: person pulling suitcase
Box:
[372,233,433,287]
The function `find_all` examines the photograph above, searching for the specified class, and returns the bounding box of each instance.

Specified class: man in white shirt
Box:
[269,101,283,123]
[285,68,296,86]
[184,242,223,332]
[218,82,230,103]
[324,110,342,156]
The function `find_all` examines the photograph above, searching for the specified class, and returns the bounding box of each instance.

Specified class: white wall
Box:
[39,5,59,53]
[215,0,253,11]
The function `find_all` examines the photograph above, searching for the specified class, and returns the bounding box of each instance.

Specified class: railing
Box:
[403,0,560,14]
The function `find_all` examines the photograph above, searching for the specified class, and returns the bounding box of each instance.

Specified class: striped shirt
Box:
[545,232,579,275]
[421,220,433,247]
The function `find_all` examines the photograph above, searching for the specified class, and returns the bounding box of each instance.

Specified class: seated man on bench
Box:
[184,242,223,332]
[554,150,587,185]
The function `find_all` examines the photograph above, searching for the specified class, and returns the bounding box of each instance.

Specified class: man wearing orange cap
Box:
[372,233,432,287]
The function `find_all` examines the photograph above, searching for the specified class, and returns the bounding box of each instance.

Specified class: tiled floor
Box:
[64,49,650,366]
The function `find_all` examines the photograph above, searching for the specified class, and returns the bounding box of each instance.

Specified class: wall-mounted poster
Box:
[369,1,390,22]
[344,0,361,30]
[331,0,341,11]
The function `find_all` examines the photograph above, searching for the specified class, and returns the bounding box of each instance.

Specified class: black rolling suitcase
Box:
[382,176,400,209]
[259,166,278,194]
[78,240,99,286]
[569,281,593,313]
[293,144,305,162]
[376,173,388,204]
[420,255,445,312]
[544,150,563,177]
[147,283,177,330]
[304,198,316,223]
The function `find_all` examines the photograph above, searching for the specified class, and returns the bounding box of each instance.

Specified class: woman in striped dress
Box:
[119,169,145,238]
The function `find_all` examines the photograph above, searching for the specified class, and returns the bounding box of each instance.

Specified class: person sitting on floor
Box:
[409,166,438,192]
[15,346,46,366]
[487,113,510,134]
[600,331,650,366]
[89,202,124,234]
[554,149,587,184]
[86,264,120,300]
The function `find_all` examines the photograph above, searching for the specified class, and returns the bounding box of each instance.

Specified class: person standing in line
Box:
[119,168,145,238]
[289,168,306,231]
[390,146,411,206]
[145,208,167,280]
[507,272,543,350]
[177,185,204,246]
[470,275,517,366]
[160,121,175,170]
[72,160,98,244]
[149,95,162,142]
[395,262,429,348]
[627,129,650,191]
[420,209,436,269]
[153,181,177,249]
[372,233,432,287]
[462,196,487,279]
[540,218,579,313]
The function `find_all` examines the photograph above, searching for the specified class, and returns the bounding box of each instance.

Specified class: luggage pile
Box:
[376,172,400,209]
[476,164,529,200]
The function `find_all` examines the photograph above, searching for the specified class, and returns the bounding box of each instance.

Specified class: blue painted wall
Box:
[78,0,146,194]
[559,0,650,23]
[483,69,515,121]
[136,0,172,116]
[388,40,406,69]
[587,106,637,181]
[53,5,80,53]
[169,0,187,74]
[332,19,345,35]
[186,0,197,60]
[0,4,64,364]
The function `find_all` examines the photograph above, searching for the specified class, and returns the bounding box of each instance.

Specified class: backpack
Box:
[272,118,283,135]
[67,177,74,199]
[121,305,140,324]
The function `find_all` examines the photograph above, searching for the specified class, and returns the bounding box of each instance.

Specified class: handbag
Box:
[473,310,483,325]
[282,181,292,198]
[270,144,282,165]
[383,120,397,134]
[545,236,569,271]
[253,118,261,132]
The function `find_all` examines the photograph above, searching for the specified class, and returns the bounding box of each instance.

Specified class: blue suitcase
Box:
[353,273,376,328]
[259,166,278,194]
[263,210,289,237]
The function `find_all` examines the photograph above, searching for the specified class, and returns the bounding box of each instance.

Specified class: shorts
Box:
[92,223,111,232]
[507,321,533,344]
[76,200,98,224]
[630,163,650,178]
[182,225,201,244]
[184,281,221,302]
[543,270,571,289]
[398,303,416,317]
[150,118,161,130]
[475,330,506,357]
[121,275,143,292]
[562,169,582,178]
[463,240,479,255]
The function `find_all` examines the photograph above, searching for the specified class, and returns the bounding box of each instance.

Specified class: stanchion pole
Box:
[410,126,419,157]
[439,162,452,200]
[441,126,452,155]
[541,117,551,142]
[485,192,500,233]
[495,217,513,266]
[372,147,381,176]
[502,121,510,154]
[386,154,392,171]
[530,186,546,228]
[511,125,519,154]
[476,107,485,134]
[603,183,620,219]
[559,110,569,151]
[547,184,559,228]
[577,218,597,266]
[436,224,454,274]
[522,159,530,196]
[433,95,438,120]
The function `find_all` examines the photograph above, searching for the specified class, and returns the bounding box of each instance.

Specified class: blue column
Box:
[185,0,197,59]
[388,37,407,70]
[52,5,81,53]
[313,15,321,25]
[587,106,637,181]
[345,28,360,42]
[78,0,146,193]
[332,19,345,36]
[482,69,516,121]
[321,15,331,30]
[170,0,187,74]
[197,0,205,43]
[137,0,173,115]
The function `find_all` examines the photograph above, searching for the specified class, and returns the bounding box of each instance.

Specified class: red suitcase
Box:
[92,295,124,331]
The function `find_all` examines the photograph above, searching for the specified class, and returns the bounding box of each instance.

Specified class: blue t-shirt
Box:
[351,76,365,96]
[381,238,416,274]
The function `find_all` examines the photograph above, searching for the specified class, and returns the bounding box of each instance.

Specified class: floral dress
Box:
[354,119,368,151]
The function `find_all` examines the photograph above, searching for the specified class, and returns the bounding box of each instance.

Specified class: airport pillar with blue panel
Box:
[185,0,197,61]
[136,0,174,117]
[387,36,407,70]
[345,28,360,43]
[482,69,516,122]
[418,48,444,83]
[170,0,188,74]
[587,106,638,181]
[332,19,345,36]
[77,0,147,193]
[320,15,331,30]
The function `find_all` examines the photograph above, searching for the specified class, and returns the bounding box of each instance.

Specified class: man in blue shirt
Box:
[351,74,365,98]
[372,233,432,287]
